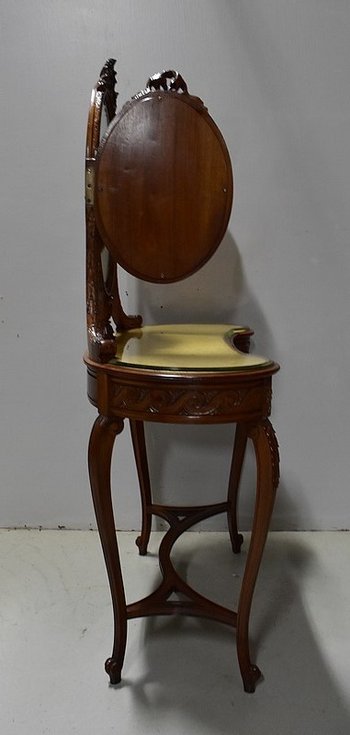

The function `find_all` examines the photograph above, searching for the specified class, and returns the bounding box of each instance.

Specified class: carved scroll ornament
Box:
[109,383,272,420]
[248,419,280,490]
[133,70,188,100]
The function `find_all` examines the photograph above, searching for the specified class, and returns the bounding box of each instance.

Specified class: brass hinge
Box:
[85,159,95,205]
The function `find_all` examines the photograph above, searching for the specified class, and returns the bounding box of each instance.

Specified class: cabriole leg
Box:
[236,419,279,692]
[227,423,248,553]
[88,414,127,684]
[130,419,152,555]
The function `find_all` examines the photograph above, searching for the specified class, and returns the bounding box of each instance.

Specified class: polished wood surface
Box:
[85,60,280,693]
[85,59,141,363]
[95,90,233,283]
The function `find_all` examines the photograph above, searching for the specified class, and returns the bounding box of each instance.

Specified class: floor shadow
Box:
[122,535,350,734]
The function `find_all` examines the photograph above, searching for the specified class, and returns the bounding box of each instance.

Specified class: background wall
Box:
[1,0,349,530]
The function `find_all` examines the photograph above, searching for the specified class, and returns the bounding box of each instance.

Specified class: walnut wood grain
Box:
[129,419,152,555]
[88,415,127,684]
[95,90,233,283]
[237,419,280,692]
[227,423,248,554]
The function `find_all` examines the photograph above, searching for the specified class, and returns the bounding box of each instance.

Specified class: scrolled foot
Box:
[242,664,262,693]
[231,532,244,554]
[105,657,122,685]
[135,535,148,556]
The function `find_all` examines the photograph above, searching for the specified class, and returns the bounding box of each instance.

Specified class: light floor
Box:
[0,529,349,734]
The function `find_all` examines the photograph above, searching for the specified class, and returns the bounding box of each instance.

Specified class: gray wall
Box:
[1,1,349,530]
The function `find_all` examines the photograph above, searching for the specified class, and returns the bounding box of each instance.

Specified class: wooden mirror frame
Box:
[85,59,142,362]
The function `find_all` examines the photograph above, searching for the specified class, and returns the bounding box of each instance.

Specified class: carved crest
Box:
[133,69,188,99]
[96,58,118,117]
[97,58,117,92]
